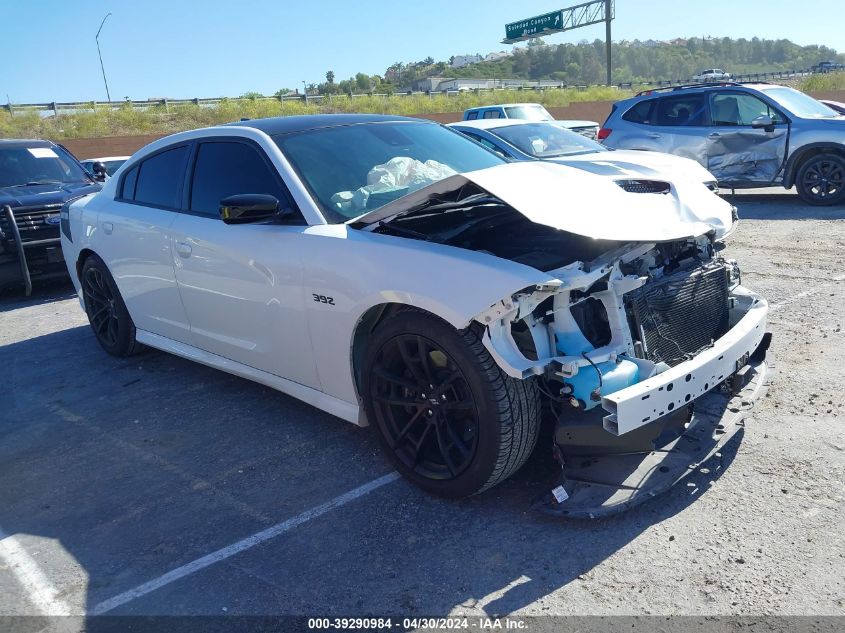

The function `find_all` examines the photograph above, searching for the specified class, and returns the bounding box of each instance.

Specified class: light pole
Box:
[96,12,113,103]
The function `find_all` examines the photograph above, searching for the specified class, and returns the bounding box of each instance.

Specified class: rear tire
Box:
[81,254,143,357]
[795,153,845,206]
[362,310,540,498]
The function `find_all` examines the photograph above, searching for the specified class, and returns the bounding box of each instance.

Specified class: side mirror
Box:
[751,115,775,132]
[92,161,108,182]
[219,194,279,224]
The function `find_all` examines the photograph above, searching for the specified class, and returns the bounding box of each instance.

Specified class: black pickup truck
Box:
[1,139,102,294]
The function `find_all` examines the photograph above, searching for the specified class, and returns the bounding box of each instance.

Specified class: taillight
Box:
[597,127,612,141]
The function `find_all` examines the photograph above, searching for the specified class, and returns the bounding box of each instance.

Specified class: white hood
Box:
[353,161,733,243]
[552,149,716,185]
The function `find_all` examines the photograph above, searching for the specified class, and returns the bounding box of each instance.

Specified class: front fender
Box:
[300,225,558,407]
[783,141,845,188]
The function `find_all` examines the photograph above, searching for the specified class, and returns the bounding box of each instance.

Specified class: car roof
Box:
[464,103,544,111]
[0,139,55,148]
[223,113,425,135]
[626,82,777,103]
[450,119,545,131]
[81,156,130,162]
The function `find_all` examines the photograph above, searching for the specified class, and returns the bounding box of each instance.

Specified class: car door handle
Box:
[647,132,662,139]
[708,132,722,139]
[102,221,113,235]
[175,242,192,258]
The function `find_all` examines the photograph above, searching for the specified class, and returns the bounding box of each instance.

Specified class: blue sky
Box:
[2,0,842,103]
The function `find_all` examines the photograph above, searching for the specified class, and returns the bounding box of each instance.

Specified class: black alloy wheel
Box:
[81,254,142,357]
[370,334,479,481]
[83,265,120,349]
[362,309,540,498]
[796,153,845,206]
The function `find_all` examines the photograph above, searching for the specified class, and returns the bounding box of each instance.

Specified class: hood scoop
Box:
[615,179,671,194]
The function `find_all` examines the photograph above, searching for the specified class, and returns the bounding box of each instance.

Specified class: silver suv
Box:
[600,82,845,205]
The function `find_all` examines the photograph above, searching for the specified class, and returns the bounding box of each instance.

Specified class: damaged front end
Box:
[355,161,771,516]
[475,238,771,517]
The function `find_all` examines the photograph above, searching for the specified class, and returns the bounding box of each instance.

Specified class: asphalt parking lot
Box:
[1,189,844,621]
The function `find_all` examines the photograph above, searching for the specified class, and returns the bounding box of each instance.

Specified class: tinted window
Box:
[482,110,500,119]
[466,111,478,120]
[655,94,706,126]
[623,99,656,124]
[190,142,289,217]
[120,165,138,200]
[134,146,189,208]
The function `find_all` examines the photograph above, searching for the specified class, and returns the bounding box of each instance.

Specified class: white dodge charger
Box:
[60,115,771,515]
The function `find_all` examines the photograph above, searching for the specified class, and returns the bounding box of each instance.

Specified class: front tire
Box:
[795,153,845,206]
[81,254,143,357]
[362,310,540,498]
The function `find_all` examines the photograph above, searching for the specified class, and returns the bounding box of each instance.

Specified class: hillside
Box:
[350,36,845,93]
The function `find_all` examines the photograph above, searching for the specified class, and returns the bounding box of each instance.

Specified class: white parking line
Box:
[769,273,845,311]
[90,471,400,615]
[0,527,74,616]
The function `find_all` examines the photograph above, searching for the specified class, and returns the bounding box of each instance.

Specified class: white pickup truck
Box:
[692,68,733,82]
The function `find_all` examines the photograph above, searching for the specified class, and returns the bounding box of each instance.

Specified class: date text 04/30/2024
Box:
[307,617,527,629]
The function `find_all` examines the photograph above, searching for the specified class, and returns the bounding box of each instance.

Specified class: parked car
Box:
[692,69,733,82]
[600,82,845,205]
[820,99,845,115]
[80,155,130,178]
[463,103,600,139]
[0,139,102,294]
[448,119,719,191]
[61,114,770,515]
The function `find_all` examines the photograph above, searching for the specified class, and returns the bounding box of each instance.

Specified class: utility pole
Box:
[605,0,612,86]
[96,13,113,103]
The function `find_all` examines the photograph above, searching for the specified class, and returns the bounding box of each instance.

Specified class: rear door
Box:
[169,138,319,388]
[94,144,191,341]
[646,93,711,165]
[705,90,788,183]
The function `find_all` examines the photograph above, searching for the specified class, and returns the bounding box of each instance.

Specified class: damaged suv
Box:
[61,115,771,515]
[601,82,845,205]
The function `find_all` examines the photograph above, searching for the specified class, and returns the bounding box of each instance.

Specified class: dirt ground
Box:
[0,188,843,622]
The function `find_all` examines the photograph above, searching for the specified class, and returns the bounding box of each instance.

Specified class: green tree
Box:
[355,73,371,91]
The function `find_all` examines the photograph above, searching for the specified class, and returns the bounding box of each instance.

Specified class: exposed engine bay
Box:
[366,184,761,436]
[361,180,770,516]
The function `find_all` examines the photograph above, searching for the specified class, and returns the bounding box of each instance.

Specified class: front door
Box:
[705,91,788,183]
[169,139,319,388]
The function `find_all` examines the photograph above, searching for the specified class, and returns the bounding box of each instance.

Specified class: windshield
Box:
[492,122,605,158]
[274,122,504,222]
[0,145,92,188]
[102,160,127,176]
[503,105,554,121]
[765,87,840,119]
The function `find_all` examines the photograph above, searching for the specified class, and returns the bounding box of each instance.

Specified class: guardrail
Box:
[3,67,839,117]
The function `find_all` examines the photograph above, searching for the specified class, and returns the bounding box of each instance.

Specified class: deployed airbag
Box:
[331,157,456,212]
